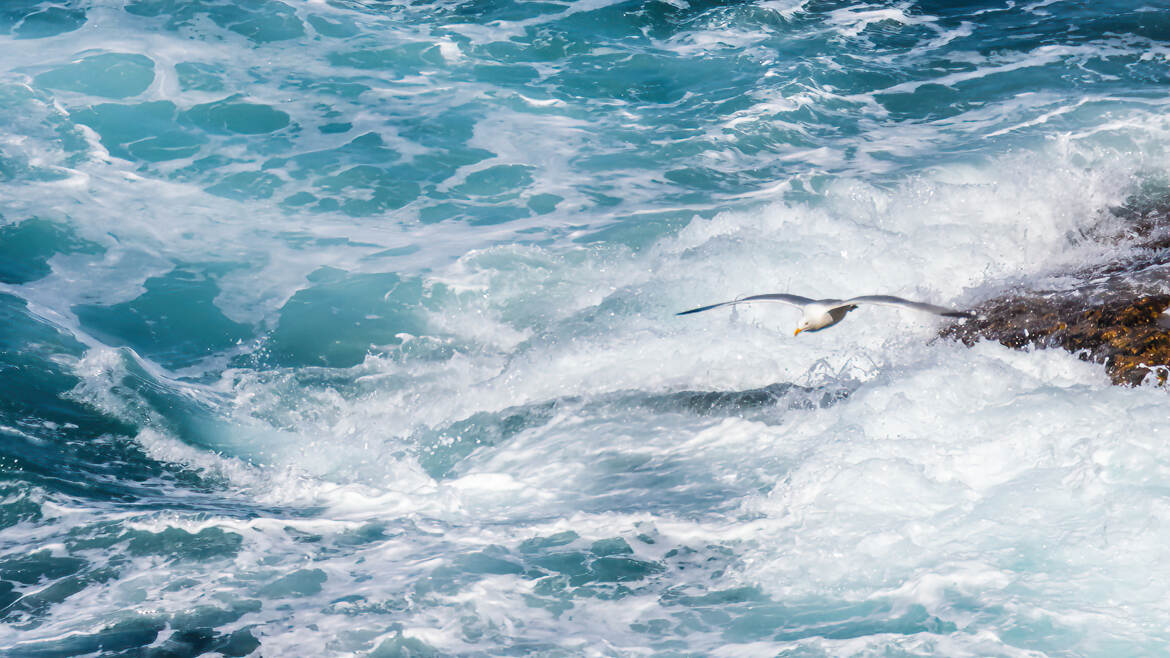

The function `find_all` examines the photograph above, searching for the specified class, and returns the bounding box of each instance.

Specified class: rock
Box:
[943,293,1170,385]
[942,193,1170,386]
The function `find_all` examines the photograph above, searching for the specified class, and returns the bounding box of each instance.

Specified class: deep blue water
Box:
[3,0,1170,655]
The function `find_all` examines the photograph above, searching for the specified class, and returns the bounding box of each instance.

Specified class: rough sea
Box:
[3,0,1170,655]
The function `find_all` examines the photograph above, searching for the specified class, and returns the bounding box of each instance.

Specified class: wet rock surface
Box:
[943,293,1170,385]
[943,195,1170,386]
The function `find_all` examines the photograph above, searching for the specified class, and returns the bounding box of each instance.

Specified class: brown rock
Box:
[942,294,1170,385]
[941,192,1170,386]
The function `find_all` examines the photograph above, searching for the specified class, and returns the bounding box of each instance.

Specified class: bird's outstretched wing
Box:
[835,295,973,318]
[677,293,815,316]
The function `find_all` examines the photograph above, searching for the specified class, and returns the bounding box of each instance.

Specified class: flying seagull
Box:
[677,293,973,335]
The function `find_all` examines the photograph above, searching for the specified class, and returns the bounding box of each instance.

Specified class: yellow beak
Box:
[793,328,803,336]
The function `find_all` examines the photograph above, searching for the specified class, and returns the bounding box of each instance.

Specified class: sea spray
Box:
[3,1,1170,655]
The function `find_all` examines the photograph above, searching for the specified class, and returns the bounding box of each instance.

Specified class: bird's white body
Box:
[677,293,972,335]
[796,302,858,333]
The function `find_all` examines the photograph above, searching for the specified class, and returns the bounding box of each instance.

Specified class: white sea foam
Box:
[36,339,1168,654]
[6,1,1170,654]
[192,342,1146,655]
[98,133,1147,498]
[64,134,1154,650]
[53,132,1139,557]
[826,4,937,39]
[732,342,1170,653]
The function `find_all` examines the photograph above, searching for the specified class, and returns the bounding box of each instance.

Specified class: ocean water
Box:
[2,0,1170,655]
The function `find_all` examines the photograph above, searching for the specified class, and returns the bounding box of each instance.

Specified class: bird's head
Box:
[794,319,810,336]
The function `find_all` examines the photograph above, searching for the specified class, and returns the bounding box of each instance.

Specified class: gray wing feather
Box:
[837,295,973,318]
[677,293,814,316]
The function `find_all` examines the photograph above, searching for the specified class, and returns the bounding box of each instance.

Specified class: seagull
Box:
[677,293,973,335]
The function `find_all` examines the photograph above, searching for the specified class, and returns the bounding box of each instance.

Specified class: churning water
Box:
[3,0,1170,655]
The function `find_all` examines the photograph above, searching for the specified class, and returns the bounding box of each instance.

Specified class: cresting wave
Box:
[3,0,1170,655]
[6,136,1163,655]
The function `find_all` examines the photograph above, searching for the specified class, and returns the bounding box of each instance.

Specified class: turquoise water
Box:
[3,0,1170,655]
